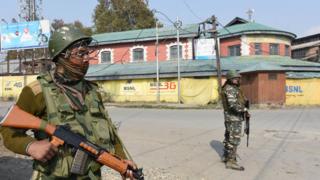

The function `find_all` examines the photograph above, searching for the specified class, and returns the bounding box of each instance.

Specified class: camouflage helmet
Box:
[48,25,92,61]
[226,70,241,80]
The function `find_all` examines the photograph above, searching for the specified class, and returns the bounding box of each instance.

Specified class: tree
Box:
[73,21,93,36]
[51,19,65,30]
[51,19,93,36]
[93,0,157,33]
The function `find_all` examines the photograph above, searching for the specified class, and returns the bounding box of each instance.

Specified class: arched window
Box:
[132,48,144,62]
[169,45,182,60]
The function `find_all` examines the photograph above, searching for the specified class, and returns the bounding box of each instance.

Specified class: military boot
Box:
[221,150,228,162]
[225,159,245,171]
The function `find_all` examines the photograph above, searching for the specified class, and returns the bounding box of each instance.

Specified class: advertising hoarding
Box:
[0,20,50,51]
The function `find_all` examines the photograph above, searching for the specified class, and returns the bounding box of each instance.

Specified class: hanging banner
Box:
[0,20,50,51]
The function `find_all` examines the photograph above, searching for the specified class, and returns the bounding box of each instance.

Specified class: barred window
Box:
[170,45,182,60]
[133,48,144,62]
[269,43,279,55]
[254,43,262,55]
[228,45,241,56]
[100,51,111,63]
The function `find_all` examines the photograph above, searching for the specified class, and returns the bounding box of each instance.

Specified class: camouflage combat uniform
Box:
[0,25,129,179]
[221,70,247,171]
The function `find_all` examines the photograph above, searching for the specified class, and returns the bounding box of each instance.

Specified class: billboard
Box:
[195,38,216,60]
[0,20,50,51]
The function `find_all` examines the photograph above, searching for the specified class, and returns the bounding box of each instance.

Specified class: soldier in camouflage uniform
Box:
[0,26,137,179]
[221,70,250,171]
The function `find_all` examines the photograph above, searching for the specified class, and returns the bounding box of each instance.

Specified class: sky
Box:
[0,0,319,37]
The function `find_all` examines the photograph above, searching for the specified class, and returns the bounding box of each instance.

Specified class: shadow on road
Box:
[0,156,32,180]
[210,140,224,159]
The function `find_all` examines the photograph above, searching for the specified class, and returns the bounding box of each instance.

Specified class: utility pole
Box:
[155,20,160,103]
[211,16,222,98]
[175,17,182,104]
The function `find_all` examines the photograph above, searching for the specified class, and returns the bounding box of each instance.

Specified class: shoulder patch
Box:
[27,80,42,95]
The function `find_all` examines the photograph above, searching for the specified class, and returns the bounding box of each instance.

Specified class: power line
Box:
[183,0,202,21]
[89,9,200,75]
[182,1,288,57]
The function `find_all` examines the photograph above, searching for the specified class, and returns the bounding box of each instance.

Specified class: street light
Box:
[155,20,160,103]
[174,17,182,104]
[153,9,183,104]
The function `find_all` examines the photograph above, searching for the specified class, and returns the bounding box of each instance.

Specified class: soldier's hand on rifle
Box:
[246,112,251,119]
[26,139,58,163]
[122,159,138,180]
[244,108,251,119]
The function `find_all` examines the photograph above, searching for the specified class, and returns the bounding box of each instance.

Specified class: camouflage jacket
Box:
[221,83,247,121]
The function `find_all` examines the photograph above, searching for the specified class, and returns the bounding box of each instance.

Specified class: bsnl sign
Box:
[286,85,303,93]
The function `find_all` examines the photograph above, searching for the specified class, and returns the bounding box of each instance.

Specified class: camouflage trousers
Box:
[223,121,242,161]
[30,169,101,180]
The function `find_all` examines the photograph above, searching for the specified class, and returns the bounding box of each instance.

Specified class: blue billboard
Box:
[0,20,50,51]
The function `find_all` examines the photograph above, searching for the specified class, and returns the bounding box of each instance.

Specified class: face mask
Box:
[56,42,93,81]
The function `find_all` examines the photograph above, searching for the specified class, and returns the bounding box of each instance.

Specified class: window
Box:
[292,49,307,59]
[100,51,111,63]
[170,45,182,60]
[268,73,277,80]
[228,45,241,56]
[254,43,262,55]
[132,48,144,62]
[285,45,290,56]
[269,43,279,55]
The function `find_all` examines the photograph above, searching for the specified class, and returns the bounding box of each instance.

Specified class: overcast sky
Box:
[0,0,319,37]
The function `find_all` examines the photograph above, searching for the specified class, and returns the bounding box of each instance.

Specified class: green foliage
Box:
[93,0,157,33]
[51,19,93,36]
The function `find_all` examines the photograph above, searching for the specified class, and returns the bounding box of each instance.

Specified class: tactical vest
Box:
[35,73,116,178]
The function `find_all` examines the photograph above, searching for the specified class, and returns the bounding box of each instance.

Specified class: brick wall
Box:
[219,36,241,57]
[89,38,191,64]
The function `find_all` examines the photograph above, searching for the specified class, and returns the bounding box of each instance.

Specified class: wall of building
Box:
[241,72,286,104]
[257,72,286,104]
[2,74,320,106]
[220,34,292,57]
[241,73,259,104]
[0,75,37,100]
[286,78,320,105]
[90,38,193,64]
[97,77,219,105]
[246,35,291,56]
[219,36,241,57]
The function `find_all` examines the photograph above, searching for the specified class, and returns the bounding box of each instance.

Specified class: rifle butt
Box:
[0,105,56,135]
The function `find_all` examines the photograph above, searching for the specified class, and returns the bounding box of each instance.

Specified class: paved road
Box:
[1,103,319,180]
[108,107,320,180]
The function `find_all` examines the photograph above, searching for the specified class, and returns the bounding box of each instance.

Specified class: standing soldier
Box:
[221,70,250,171]
[0,25,138,179]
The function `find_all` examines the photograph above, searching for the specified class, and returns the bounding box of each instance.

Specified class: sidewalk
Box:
[105,102,222,109]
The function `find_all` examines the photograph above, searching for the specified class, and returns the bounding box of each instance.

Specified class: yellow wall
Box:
[97,77,219,105]
[181,77,219,105]
[286,78,320,105]
[4,75,320,106]
[0,75,37,100]
[246,34,291,45]
[0,75,219,105]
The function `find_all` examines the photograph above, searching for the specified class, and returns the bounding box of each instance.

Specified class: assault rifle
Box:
[244,100,250,147]
[0,105,144,180]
